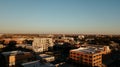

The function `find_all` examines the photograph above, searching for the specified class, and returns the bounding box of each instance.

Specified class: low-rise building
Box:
[102,46,111,54]
[21,60,55,67]
[2,51,33,67]
[0,44,4,49]
[69,45,111,67]
[36,54,55,62]
[70,47,103,67]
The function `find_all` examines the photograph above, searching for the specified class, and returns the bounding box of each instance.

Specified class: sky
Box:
[0,0,120,34]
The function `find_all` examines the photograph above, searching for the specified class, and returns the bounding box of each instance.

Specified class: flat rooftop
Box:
[22,60,55,67]
[71,46,104,54]
[39,54,54,58]
[2,51,30,55]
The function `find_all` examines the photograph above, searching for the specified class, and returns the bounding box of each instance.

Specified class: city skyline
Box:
[0,0,120,34]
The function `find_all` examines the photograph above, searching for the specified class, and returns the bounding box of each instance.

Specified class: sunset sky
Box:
[0,0,120,34]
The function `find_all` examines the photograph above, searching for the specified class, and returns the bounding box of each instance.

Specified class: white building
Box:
[78,35,85,39]
[32,38,53,52]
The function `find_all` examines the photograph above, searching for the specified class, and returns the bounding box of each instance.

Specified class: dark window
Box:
[89,56,92,58]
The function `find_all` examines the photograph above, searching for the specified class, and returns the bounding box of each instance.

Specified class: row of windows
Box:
[93,59,101,64]
[70,55,81,58]
[70,55,101,61]
[71,56,101,61]
[83,60,101,66]
[83,58,101,62]
[93,54,101,57]
[70,52,78,54]
[93,57,101,61]
[93,61,102,66]
[70,52,101,60]
[70,52,92,58]
[70,57,101,63]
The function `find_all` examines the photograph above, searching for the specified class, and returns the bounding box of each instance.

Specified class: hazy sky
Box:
[0,0,120,34]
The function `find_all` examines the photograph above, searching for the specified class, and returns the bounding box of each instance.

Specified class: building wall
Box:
[3,52,33,67]
[70,50,102,67]
[32,38,53,52]
[103,46,111,54]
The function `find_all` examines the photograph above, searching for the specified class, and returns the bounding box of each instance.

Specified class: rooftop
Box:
[22,60,55,67]
[2,51,30,55]
[71,46,104,54]
[39,54,54,58]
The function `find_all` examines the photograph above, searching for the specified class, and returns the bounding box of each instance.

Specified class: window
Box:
[89,62,92,65]
[84,59,88,61]
[89,56,92,58]
[85,55,88,57]
[77,56,79,58]
[94,63,96,66]
[73,53,75,54]
[89,59,92,62]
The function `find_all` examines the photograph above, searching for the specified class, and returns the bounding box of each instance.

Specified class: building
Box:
[0,44,4,49]
[102,46,111,54]
[32,38,53,52]
[69,47,103,67]
[2,38,26,44]
[2,51,33,67]
[21,60,55,67]
[78,35,85,39]
[61,36,74,42]
[36,54,55,62]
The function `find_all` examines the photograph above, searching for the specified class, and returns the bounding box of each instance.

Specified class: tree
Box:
[3,40,17,51]
[22,39,33,45]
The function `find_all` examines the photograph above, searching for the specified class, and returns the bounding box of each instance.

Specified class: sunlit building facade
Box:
[32,38,53,52]
[70,47,102,67]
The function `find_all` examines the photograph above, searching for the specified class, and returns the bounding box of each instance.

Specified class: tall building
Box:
[70,47,103,67]
[32,38,53,52]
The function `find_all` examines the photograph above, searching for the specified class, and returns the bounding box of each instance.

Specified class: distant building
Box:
[0,44,4,49]
[102,46,111,54]
[61,36,74,42]
[78,35,85,39]
[0,34,3,37]
[16,44,33,50]
[1,38,26,45]
[32,38,53,52]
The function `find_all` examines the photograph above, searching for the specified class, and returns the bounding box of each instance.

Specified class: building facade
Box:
[37,54,55,62]
[70,47,102,67]
[32,38,53,52]
[2,51,33,67]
